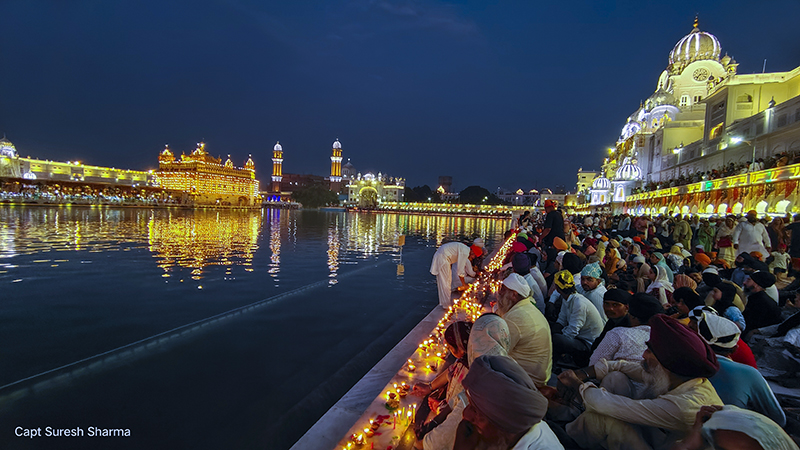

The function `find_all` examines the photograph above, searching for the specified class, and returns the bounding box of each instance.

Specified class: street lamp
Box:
[730,137,756,170]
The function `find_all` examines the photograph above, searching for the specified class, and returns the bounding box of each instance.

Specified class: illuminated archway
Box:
[755,200,769,215]
[717,203,728,215]
[705,204,715,215]
[776,200,792,214]
[358,187,379,209]
[732,203,744,215]
[681,205,690,215]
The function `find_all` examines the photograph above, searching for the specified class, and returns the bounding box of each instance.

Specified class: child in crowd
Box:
[769,244,791,283]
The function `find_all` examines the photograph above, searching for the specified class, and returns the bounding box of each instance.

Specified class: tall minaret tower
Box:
[330,138,343,193]
[272,141,283,195]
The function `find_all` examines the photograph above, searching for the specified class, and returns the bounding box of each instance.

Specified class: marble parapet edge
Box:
[289,306,444,450]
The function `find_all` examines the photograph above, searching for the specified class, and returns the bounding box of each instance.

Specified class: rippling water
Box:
[0,206,509,450]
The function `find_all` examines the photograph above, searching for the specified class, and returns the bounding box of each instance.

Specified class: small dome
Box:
[615,157,642,181]
[592,176,611,190]
[333,139,341,149]
[669,18,721,67]
[0,136,17,158]
[645,88,676,109]
[159,144,175,162]
[245,155,255,170]
[224,155,233,168]
[274,141,282,152]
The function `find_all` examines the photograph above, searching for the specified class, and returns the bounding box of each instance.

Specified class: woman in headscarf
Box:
[646,265,674,306]
[541,247,559,289]
[667,245,685,272]
[711,283,746,331]
[678,405,797,450]
[767,217,787,251]
[595,239,607,263]
[418,315,510,450]
[715,217,737,267]
[627,243,642,263]
[412,321,472,445]
[673,273,697,291]
[649,252,674,283]
[604,248,621,276]
[635,262,652,293]
[696,219,715,254]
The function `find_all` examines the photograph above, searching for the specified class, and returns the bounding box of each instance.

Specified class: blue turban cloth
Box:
[581,262,602,279]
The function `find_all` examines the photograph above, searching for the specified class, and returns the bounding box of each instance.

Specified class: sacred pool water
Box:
[0,206,509,450]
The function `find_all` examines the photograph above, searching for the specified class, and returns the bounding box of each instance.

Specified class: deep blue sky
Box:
[2,1,800,192]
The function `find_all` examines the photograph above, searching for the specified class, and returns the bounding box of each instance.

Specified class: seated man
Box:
[558,314,722,450]
[590,288,632,354]
[743,271,783,337]
[497,273,552,387]
[589,293,663,366]
[580,262,608,324]
[454,355,564,450]
[552,270,604,367]
[693,311,786,426]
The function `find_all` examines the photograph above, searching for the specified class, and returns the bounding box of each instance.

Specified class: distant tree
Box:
[291,183,339,208]
[459,185,503,205]
[411,185,440,203]
[404,186,420,202]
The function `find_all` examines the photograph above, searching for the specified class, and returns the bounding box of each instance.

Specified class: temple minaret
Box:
[330,138,343,192]
[272,141,283,194]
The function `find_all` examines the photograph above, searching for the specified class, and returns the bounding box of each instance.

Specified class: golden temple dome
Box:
[669,17,721,68]
[245,154,255,170]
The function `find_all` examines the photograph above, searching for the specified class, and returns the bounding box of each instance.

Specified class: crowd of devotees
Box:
[422,200,800,450]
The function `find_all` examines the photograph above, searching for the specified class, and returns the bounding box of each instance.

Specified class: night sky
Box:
[2,1,800,192]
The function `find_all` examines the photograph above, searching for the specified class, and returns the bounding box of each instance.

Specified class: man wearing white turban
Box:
[497,274,553,387]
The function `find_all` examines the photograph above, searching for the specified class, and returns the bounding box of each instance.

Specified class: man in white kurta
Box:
[430,242,477,309]
[498,274,553,387]
[733,210,771,255]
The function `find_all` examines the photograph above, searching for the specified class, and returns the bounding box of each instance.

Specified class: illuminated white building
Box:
[587,18,800,214]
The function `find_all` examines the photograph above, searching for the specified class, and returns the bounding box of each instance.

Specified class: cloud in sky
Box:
[352,0,480,36]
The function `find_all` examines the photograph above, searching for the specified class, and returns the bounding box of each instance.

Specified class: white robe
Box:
[430,242,475,308]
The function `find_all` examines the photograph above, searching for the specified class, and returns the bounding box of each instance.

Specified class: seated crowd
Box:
[415,205,800,449]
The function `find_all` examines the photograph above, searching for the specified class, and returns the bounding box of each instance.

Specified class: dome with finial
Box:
[0,135,17,158]
[245,154,255,170]
[592,176,611,190]
[333,139,341,149]
[669,17,721,67]
[645,88,676,110]
[615,157,643,181]
[274,141,282,152]
[159,144,175,163]
[224,155,233,168]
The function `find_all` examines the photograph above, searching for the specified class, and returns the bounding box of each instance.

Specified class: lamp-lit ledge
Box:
[289,306,445,450]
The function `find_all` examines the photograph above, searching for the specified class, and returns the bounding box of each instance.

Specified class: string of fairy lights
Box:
[342,233,516,449]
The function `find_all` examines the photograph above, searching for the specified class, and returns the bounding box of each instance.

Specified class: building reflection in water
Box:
[267,209,282,282]
[0,206,508,283]
[327,217,340,285]
[148,210,261,280]
[341,212,508,257]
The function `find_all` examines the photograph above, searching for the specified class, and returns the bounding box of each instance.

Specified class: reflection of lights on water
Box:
[268,209,281,281]
[327,221,340,285]
[148,210,261,280]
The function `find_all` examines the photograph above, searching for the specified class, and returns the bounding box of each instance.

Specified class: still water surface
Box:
[0,207,508,449]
